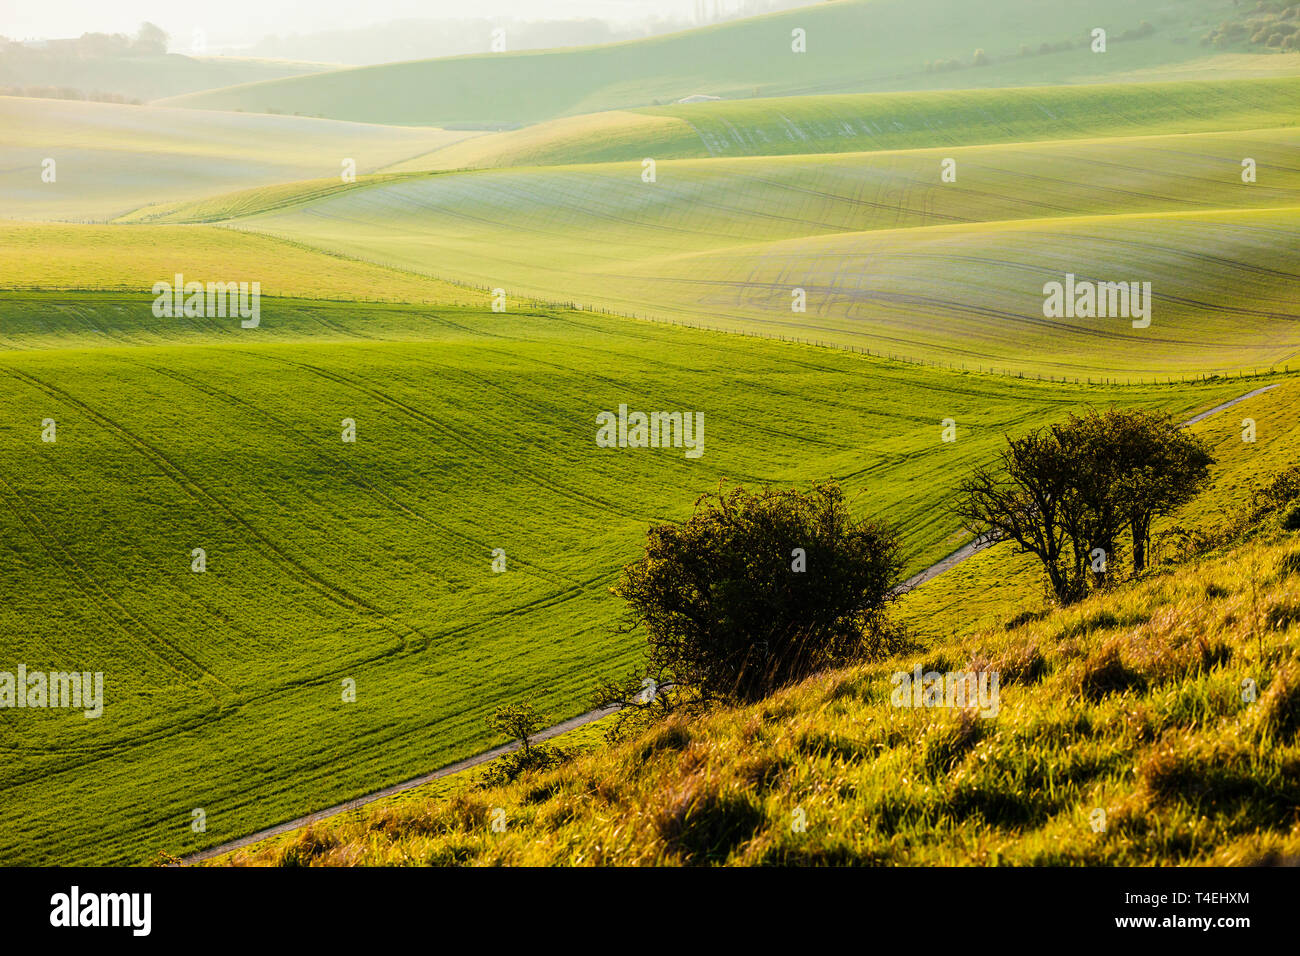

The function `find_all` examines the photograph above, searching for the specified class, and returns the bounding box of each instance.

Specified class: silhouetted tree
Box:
[956,427,1089,603]
[134,22,169,56]
[957,408,1214,602]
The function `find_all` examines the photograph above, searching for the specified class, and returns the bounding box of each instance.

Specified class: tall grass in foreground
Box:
[224,528,1300,866]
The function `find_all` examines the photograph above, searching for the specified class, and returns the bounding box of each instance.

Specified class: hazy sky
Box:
[2,1,725,44]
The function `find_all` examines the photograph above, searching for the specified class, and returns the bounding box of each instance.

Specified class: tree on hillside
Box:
[955,428,1090,603]
[134,23,169,56]
[1093,410,1213,571]
[612,482,903,705]
[957,408,1215,603]
[480,698,573,787]
[486,701,543,755]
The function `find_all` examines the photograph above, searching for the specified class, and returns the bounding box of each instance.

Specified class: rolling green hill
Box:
[0,48,337,102]
[0,277,1249,864]
[0,96,477,221]
[0,222,480,310]
[5,0,1297,869]
[383,78,1300,171]
[205,128,1300,378]
[157,0,1265,127]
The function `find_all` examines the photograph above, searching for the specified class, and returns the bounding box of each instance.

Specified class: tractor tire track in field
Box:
[181,380,1282,864]
[131,356,580,591]
[2,367,430,652]
[254,352,654,522]
[407,331,848,458]
[0,467,226,693]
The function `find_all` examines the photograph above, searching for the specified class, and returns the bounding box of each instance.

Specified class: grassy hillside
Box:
[0,96,477,221]
[216,128,1300,378]
[157,0,1260,127]
[112,175,422,225]
[209,377,1300,866]
[0,223,479,310]
[0,279,1249,864]
[214,510,1300,866]
[898,377,1300,643]
[596,206,1300,378]
[385,78,1300,171]
[0,49,336,102]
[146,125,1300,226]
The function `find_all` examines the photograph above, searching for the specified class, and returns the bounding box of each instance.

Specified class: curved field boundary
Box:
[181,380,1281,865]
[394,78,1300,171]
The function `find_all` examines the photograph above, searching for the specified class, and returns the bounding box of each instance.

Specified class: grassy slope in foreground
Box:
[0,289,1247,865]
[223,530,1300,865]
[214,376,1300,865]
[386,77,1300,171]
[156,0,1251,126]
[230,129,1300,378]
[0,96,477,221]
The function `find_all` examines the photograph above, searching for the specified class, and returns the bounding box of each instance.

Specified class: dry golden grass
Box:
[217,522,1300,866]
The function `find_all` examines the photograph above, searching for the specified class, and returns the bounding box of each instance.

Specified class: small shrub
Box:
[615,482,903,705]
[1282,502,1300,531]
[478,744,571,789]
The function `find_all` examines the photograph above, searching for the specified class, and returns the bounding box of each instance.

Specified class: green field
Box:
[0,48,337,103]
[0,96,476,221]
[184,127,1300,378]
[0,222,480,309]
[3,0,1298,869]
[0,283,1252,864]
[385,78,1300,171]
[159,0,1266,127]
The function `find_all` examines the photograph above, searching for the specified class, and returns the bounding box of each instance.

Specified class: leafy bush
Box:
[1259,464,1300,512]
[613,482,903,705]
[477,745,571,788]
